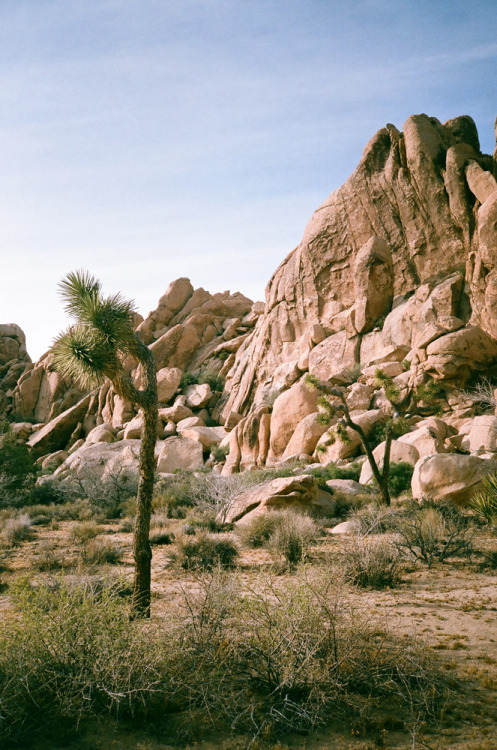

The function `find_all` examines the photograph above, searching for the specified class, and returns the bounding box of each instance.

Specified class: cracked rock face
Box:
[221,113,497,418]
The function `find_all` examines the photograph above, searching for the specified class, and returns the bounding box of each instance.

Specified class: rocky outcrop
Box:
[412,454,497,505]
[221,114,497,418]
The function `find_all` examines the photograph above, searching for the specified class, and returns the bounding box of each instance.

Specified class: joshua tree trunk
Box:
[115,338,158,617]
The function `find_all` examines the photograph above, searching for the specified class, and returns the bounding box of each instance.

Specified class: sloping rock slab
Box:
[224,474,327,525]
[27,394,92,457]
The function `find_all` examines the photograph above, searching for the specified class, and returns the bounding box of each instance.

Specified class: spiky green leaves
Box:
[52,271,139,389]
[51,325,121,390]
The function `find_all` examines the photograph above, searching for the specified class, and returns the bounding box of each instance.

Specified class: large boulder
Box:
[316,409,382,463]
[423,326,497,383]
[27,394,92,457]
[460,415,497,454]
[308,331,360,383]
[282,412,329,459]
[222,406,271,474]
[411,453,497,505]
[398,425,447,458]
[156,367,182,403]
[353,236,394,334]
[156,436,204,473]
[54,439,142,481]
[269,379,320,460]
[223,474,334,524]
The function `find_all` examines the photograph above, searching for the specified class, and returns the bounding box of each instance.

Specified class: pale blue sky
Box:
[1,0,496,360]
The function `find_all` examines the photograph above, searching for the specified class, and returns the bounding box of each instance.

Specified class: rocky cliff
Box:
[2,112,497,493]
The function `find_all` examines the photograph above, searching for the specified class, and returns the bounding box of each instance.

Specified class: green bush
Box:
[172,532,239,570]
[70,521,104,544]
[388,461,414,497]
[470,472,497,523]
[0,424,38,507]
[306,462,362,484]
[0,578,163,745]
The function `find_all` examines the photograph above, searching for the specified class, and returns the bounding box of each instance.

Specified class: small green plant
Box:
[210,444,229,463]
[306,462,362,483]
[172,532,239,570]
[180,371,199,388]
[0,423,38,507]
[387,461,414,497]
[470,472,497,523]
[149,530,174,546]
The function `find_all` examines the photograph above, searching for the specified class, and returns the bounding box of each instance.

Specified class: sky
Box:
[1,0,496,361]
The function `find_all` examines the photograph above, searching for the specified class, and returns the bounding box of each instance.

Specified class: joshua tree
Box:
[307,371,443,507]
[52,271,157,617]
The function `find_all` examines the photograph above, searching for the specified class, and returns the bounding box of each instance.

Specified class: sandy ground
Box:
[2,518,497,750]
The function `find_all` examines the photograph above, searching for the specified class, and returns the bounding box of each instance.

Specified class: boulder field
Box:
[3,112,497,507]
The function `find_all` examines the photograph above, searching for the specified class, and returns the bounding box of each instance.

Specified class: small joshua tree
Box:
[307,371,442,507]
[52,271,157,617]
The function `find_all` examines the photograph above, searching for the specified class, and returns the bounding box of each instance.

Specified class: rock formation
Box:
[4,112,497,508]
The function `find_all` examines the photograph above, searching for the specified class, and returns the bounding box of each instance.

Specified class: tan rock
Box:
[176,415,205,430]
[424,326,497,383]
[223,474,324,524]
[27,394,92,458]
[345,383,373,411]
[398,426,447,458]
[123,413,163,440]
[184,383,212,409]
[308,331,360,383]
[178,426,227,449]
[412,453,497,505]
[325,478,365,496]
[465,160,497,204]
[156,367,182,403]
[359,439,420,484]
[156,436,204,473]
[85,423,116,444]
[317,409,382,463]
[269,379,320,459]
[354,236,394,334]
[282,412,329,459]
[158,403,194,423]
[460,415,497,454]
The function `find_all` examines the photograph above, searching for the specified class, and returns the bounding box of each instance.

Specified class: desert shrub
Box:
[179,370,199,388]
[73,469,138,519]
[342,539,401,589]
[470,472,497,524]
[185,507,231,533]
[266,511,320,566]
[349,502,400,535]
[0,424,38,507]
[0,578,163,745]
[82,538,123,565]
[198,369,225,392]
[306,462,362,483]
[174,570,447,741]
[394,502,474,568]
[387,461,414,497]
[70,521,104,544]
[149,530,174,546]
[27,479,72,506]
[210,444,229,463]
[172,532,238,571]
[238,512,280,548]
[0,514,33,547]
[31,541,66,571]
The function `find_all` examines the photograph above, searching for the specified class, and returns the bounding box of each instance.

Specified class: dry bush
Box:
[31,541,67,572]
[70,521,103,544]
[341,538,402,589]
[266,511,320,566]
[0,577,163,746]
[237,512,280,548]
[394,503,474,568]
[171,532,239,571]
[172,569,449,742]
[0,514,33,547]
[348,503,401,536]
[81,538,123,565]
